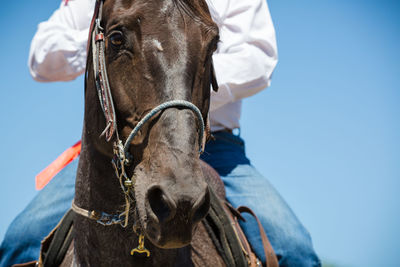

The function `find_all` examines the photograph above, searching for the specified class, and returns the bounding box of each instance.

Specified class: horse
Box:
[41,0,278,266]
[71,0,225,265]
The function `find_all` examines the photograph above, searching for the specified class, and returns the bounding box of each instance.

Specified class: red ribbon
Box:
[35,141,81,190]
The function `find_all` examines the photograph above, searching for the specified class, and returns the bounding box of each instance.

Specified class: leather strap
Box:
[224,202,260,267]
[210,61,218,92]
[39,209,74,267]
[86,0,101,54]
[212,128,233,134]
[237,206,279,267]
[205,188,248,267]
[12,261,37,267]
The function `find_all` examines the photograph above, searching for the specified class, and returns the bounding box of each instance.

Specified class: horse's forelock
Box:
[172,0,218,34]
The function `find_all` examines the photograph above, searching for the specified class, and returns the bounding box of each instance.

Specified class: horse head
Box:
[81,0,219,250]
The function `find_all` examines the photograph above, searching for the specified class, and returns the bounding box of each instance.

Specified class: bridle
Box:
[72,0,218,257]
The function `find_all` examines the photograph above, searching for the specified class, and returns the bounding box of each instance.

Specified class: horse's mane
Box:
[173,0,218,34]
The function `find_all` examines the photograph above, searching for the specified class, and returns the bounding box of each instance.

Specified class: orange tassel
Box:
[35,141,81,190]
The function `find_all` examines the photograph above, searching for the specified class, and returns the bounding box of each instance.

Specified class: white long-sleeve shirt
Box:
[28,0,278,131]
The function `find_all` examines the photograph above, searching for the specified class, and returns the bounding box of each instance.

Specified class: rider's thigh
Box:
[0,157,78,267]
[201,131,320,267]
[223,164,321,267]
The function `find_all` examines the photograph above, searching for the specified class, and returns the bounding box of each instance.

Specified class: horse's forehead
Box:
[106,0,216,31]
[107,0,179,19]
[105,0,210,51]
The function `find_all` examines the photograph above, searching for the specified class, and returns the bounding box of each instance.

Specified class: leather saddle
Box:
[200,161,278,267]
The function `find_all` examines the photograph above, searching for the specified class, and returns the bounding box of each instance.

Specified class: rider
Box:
[1,0,321,266]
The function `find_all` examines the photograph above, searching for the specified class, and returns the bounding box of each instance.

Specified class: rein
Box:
[72,0,209,257]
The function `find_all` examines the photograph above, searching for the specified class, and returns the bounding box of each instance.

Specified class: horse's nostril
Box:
[192,187,210,223]
[147,186,175,223]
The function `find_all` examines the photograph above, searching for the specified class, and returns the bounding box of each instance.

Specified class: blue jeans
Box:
[0,159,77,267]
[0,132,320,267]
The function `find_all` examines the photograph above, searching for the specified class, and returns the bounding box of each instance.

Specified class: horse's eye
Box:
[110,32,124,47]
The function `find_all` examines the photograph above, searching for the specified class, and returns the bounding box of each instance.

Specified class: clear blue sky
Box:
[0,1,399,266]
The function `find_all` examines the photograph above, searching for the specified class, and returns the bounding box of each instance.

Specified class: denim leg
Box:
[201,132,321,267]
[0,158,78,267]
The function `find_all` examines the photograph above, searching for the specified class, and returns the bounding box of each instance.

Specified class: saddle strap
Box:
[204,188,249,267]
[224,203,260,267]
[237,206,279,267]
[39,209,75,267]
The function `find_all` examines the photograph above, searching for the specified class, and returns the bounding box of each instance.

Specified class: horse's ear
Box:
[210,61,218,92]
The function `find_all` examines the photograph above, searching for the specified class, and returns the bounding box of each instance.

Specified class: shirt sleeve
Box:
[208,0,278,112]
[28,0,95,82]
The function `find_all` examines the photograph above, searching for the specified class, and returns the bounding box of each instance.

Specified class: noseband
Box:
[72,0,214,257]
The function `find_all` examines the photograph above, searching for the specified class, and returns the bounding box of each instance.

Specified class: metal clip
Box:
[124,179,133,189]
[131,234,150,257]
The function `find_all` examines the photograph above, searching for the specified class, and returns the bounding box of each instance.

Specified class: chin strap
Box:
[71,201,127,227]
[71,200,150,257]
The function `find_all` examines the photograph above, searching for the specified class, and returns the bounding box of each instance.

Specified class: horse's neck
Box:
[74,137,119,211]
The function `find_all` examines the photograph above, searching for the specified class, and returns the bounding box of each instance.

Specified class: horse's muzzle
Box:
[144,182,210,248]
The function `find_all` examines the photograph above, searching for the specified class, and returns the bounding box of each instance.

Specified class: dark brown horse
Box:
[72,0,226,265]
